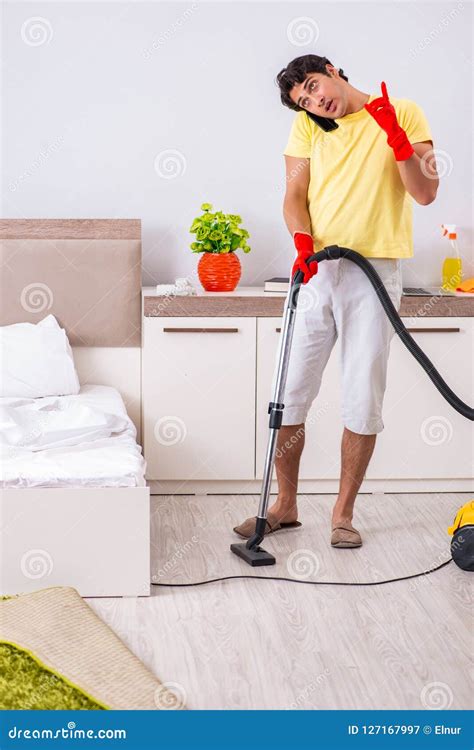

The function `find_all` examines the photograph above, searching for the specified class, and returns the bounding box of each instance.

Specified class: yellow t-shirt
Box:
[283,94,433,258]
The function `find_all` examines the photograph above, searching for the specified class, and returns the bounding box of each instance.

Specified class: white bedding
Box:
[0,385,146,488]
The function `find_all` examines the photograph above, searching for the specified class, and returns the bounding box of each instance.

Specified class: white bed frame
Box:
[0,218,150,598]
[0,348,151,598]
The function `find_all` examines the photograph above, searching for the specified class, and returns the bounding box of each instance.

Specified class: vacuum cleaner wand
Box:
[230,244,473,568]
[230,266,303,566]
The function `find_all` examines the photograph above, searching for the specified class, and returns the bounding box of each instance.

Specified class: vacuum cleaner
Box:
[448,501,474,571]
[230,244,474,568]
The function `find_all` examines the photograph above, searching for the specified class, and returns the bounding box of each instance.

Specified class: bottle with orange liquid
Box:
[441,224,463,291]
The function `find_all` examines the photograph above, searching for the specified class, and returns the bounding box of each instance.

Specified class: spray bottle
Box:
[441,224,462,290]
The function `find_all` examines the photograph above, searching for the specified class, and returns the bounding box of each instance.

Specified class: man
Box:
[234,54,438,548]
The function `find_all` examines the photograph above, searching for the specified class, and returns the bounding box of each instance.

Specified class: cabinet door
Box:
[143,316,256,480]
[256,318,343,480]
[367,318,473,479]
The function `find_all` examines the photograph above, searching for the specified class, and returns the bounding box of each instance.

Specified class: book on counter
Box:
[264,276,289,293]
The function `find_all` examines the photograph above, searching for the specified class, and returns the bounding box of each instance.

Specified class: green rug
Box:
[1,587,171,710]
[0,641,107,710]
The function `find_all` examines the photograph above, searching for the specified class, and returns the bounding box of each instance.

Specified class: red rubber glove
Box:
[291,231,318,284]
[364,82,414,161]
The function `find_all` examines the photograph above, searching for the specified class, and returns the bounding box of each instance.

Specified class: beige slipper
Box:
[233,511,302,539]
[331,523,363,548]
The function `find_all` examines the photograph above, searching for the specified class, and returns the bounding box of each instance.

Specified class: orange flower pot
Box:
[197,251,242,292]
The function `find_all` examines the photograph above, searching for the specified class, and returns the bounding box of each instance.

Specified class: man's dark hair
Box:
[276,54,349,111]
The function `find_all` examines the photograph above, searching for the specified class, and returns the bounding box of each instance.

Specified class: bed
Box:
[0,219,150,597]
[1,384,146,489]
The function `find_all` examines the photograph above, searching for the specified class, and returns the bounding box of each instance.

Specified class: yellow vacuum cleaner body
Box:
[448,501,474,571]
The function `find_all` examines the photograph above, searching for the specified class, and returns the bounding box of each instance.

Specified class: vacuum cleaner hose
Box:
[292,245,473,422]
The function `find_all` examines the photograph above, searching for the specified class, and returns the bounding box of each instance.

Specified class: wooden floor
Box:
[87,492,473,710]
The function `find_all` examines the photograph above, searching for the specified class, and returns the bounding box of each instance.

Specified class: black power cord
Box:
[151,557,453,588]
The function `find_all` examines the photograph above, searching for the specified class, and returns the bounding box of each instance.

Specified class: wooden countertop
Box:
[143,286,474,318]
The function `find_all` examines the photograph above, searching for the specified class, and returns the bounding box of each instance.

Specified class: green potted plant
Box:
[189,202,251,291]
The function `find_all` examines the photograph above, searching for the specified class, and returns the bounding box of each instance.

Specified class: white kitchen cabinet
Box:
[367,317,473,479]
[142,289,473,492]
[142,316,256,481]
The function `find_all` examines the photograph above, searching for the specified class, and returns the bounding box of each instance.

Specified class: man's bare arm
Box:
[283,156,312,235]
[396,141,439,205]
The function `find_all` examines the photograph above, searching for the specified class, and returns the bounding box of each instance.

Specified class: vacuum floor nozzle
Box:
[230,542,276,566]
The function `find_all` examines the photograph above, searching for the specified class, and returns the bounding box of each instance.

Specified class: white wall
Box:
[3,1,472,287]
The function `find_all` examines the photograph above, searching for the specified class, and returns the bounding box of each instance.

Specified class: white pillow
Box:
[0,314,80,398]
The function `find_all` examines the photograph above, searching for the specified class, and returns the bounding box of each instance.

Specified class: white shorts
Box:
[271,257,403,435]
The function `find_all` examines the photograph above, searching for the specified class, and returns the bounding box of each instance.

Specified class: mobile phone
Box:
[306,112,339,132]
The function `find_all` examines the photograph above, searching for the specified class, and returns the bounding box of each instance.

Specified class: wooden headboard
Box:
[0,219,143,433]
[0,219,141,346]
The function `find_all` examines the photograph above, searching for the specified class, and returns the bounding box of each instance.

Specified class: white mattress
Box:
[0,384,146,488]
